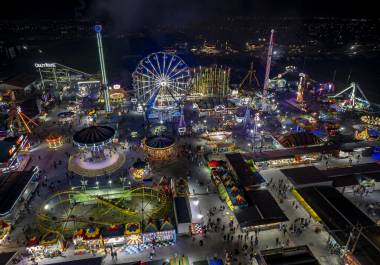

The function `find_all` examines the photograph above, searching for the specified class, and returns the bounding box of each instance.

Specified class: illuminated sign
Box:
[113,84,121,90]
[34,63,56,68]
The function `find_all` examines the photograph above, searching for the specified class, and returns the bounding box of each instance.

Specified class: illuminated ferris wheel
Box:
[133,52,191,111]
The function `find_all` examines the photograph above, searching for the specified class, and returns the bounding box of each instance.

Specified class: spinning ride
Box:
[133,52,191,122]
[331,82,370,111]
[46,134,64,149]
[68,126,125,177]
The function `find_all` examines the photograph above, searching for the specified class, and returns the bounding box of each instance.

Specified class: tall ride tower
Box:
[263,29,275,98]
[95,24,111,113]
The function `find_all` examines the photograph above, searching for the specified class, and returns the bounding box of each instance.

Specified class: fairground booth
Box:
[73,227,105,255]
[26,232,65,259]
[142,220,176,245]
[172,179,192,235]
[124,222,142,249]
[0,220,11,245]
[209,154,288,231]
[101,224,126,248]
[26,235,42,261]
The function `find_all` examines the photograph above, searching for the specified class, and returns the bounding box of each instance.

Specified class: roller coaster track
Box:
[36,187,169,234]
[95,196,138,216]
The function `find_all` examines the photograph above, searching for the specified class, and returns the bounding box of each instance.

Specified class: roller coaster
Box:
[36,187,169,237]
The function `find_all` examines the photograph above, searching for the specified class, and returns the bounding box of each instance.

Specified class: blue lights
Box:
[94,24,102,33]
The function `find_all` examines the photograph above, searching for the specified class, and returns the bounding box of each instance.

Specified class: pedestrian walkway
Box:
[260,168,341,265]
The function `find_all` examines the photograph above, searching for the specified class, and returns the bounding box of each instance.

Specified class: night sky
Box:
[1,0,378,21]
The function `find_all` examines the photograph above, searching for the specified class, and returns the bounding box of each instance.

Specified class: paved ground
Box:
[1,105,378,265]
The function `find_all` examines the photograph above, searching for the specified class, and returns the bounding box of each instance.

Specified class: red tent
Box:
[208,160,221,168]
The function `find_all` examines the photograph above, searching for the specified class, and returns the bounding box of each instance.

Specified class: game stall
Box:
[26,236,44,261]
[73,227,105,255]
[39,232,65,258]
[0,220,11,245]
[101,224,126,247]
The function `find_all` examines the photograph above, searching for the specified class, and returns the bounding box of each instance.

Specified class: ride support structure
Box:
[263,29,275,98]
[95,24,111,113]
[332,82,370,109]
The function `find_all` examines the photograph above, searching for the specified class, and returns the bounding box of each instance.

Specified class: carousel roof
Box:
[145,136,175,148]
[73,125,115,145]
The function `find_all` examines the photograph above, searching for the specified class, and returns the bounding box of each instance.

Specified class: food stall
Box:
[254,153,321,169]
[73,227,105,255]
[101,224,125,248]
[0,220,11,245]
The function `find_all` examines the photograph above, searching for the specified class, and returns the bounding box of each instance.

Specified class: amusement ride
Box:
[133,52,191,122]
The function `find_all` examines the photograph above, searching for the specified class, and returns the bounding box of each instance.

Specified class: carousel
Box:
[46,134,64,149]
[143,136,176,160]
[68,126,125,177]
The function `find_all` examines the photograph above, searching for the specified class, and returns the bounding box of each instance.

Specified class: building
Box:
[0,167,39,223]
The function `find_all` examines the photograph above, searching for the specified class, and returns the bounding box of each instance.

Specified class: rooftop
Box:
[0,170,35,216]
[225,153,265,188]
[234,189,288,228]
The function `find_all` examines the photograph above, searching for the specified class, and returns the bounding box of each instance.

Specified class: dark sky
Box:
[1,0,378,21]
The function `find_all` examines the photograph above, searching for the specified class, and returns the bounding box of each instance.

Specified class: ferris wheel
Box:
[133,52,191,111]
